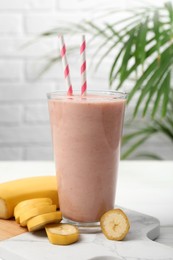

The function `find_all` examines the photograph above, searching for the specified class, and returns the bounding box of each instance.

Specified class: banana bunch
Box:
[0,176,79,245]
[0,176,130,245]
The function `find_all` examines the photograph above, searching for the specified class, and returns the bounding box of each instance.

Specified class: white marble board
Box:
[0,208,173,260]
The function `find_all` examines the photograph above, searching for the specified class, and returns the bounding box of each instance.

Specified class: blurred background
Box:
[0,0,172,160]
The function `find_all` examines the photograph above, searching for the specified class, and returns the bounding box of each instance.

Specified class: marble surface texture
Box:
[0,161,173,259]
[0,208,173,260]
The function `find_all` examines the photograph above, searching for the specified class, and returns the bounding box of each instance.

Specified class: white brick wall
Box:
[0,125,51,143]
[24,104,49,122]
[0,0,55,10]
[0,14,22,34]
[0,0,172,160]
[0,105,23,123]
[0,60,23,80]
[0,83,56,101]
[0,147,23,160]
[24,146,53,160]
[0,37,57,57]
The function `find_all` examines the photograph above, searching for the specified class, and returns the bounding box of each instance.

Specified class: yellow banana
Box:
[20,204,57,227]
[27,211,62,232]
[14,198,52,216]
[14,199,53,223]
[100,208,130,241]
[45,223,79,245]
[0,176,59,219]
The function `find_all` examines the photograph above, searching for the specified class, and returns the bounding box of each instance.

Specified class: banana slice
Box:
[20,204,57,227]
[45,223,79,245]
[14,198,52,223]
[14,199,52,224]
[100,209,130,241]
[27,211,62,232]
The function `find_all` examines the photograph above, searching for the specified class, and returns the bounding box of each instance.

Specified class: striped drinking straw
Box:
[59,35,73,96]
[80,35,87,96]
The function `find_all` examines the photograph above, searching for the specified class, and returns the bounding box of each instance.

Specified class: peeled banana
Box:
[14,198,52,216]
[100,208,130,241]
[14,198,53,223]
[27,211,62,232]
[45,223,79,245]
[0,176,59,219]
[20,204,57,227]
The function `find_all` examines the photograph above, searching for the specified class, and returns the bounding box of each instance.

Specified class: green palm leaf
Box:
[165,1,173,24]
[108,24,143,85]
[155,119,173,140]
[135,17,148,68]
[153,10,161,60]
[167,115,173,128]
[161,71,170,117]
[135,153,162,160]
[114,28,171,90]
[127,58,159,102]
[122,127,157,145]
[122,110,173,159]
[142,87,156,117]
[133,47,173,117]
[94,19,147,73]
[121,136,151,159]
[120,29,136,82]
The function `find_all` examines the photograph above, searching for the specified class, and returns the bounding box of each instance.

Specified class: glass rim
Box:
[47,90,127,100]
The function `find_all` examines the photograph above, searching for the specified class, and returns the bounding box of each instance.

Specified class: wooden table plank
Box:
[0,219,27,241]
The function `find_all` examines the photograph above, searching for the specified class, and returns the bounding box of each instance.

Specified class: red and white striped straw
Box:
[59,35,73,96]
[80,35,87,96]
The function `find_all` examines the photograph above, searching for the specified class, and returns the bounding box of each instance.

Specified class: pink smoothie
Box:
[48,93,126,223]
